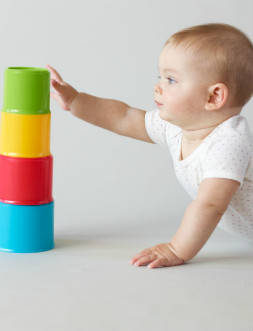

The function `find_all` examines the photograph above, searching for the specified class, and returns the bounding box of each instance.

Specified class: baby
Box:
[46,23,253,268]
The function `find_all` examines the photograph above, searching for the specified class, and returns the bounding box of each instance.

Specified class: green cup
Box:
[2,67,50,115]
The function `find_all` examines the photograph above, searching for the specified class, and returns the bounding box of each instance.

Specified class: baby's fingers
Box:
[51,79,67,96]
[46,64,63,82]
[148,258,167,269]
[129,249,150,265]
[133,254,157,267]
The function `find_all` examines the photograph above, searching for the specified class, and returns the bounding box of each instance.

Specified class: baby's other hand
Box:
[46,64,78,111]
[129,243,184,269]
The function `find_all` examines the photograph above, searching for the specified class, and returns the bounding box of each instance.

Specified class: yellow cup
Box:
[0,112,51,158]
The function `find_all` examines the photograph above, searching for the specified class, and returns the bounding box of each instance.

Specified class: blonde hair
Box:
[165,23,253,107]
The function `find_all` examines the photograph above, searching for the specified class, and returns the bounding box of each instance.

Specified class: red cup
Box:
[0,154,53,205]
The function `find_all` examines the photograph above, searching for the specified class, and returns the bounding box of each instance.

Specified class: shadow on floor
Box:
[190,253,252,265]
[54,238,89,249]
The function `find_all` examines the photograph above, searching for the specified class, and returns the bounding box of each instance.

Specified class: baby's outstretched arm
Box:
[46,65,152,143]
[130,178,240,268]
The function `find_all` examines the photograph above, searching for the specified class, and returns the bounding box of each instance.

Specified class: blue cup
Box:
[0,201,54,253]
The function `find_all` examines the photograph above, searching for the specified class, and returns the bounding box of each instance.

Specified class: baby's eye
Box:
[167,77,176,84]
[157,75,176,84]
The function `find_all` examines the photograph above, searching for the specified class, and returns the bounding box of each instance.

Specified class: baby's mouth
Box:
[155,100,163,107]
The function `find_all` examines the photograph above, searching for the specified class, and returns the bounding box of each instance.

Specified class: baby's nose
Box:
[154,84,162,94]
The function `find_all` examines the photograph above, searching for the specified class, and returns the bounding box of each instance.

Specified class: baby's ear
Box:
[205,83,228,111]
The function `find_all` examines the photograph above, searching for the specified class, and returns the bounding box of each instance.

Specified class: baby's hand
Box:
[46,64,78,111]
[129,243,184,269]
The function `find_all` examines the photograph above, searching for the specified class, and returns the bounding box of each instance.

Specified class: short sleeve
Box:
[145,109,181,149]
[201,135,251,185]
[145,109,168,147]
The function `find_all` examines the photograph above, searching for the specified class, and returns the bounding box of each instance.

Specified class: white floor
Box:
[0,221,252,331]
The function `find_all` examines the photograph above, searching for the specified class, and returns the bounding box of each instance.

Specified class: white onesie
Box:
[145,109,253,241]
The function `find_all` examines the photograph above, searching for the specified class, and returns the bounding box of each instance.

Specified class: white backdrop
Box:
[0,0,252,236]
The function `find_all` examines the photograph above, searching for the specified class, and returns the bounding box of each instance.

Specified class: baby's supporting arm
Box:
[130,177,240,268]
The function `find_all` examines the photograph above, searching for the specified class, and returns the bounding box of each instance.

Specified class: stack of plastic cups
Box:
[0,67,54,253]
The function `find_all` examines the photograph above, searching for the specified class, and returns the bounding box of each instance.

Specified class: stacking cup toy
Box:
[0,67,55,253]
[0,155,53,205]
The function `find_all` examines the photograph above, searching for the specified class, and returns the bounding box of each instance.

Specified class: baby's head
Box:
[155,23,253,129]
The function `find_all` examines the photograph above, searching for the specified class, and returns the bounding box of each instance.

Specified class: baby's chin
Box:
[158,109,189,128]
[158,108,173,123]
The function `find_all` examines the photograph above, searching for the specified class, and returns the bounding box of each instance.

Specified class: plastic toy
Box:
[0,67,54,253]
